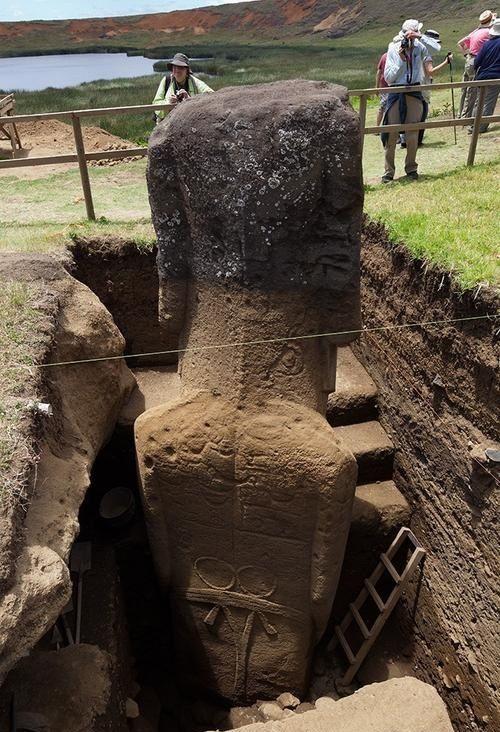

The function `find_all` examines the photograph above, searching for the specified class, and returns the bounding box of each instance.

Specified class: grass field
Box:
[1,154,498,289]
[6,17,482,144]
[2,21,499,292]
[0,281,40,501]
[365,162,500,289]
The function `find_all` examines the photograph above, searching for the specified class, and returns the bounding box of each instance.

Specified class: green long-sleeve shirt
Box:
[152,74,214,120]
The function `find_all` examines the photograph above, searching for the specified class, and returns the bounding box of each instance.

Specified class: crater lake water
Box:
[0,53,159,91]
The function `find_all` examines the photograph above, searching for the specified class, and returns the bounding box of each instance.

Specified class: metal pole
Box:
[358,94,368,155]
[467,85,486,166]
[447,54,458,145]
[71,113,95,221]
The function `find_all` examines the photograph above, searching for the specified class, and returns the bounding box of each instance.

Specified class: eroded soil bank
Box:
[354,221,499,732]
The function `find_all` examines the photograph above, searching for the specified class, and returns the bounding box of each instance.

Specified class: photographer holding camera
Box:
[381,19,429,183]
[152,52,213,123]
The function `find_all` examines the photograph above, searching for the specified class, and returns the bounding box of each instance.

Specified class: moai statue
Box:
[136,80,363,702]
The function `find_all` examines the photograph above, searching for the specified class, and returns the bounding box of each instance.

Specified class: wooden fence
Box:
[0,94,22,155]
[0,79,498,221]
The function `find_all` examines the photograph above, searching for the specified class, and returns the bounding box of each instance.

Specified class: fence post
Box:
[467,84,486,167]
[358,94,368,155]
[71,113,96,221]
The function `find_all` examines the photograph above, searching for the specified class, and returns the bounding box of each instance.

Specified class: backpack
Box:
[153,73,172,123]
[162,73,172,98]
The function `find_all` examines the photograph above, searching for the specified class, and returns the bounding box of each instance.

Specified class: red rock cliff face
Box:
[0,1,487,51]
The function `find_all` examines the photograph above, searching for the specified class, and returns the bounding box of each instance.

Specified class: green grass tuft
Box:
[364,161,500,290]
[0,282,41,502]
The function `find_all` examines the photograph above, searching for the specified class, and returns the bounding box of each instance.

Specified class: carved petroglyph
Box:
[180,558,294,696]
[138,80,362,701]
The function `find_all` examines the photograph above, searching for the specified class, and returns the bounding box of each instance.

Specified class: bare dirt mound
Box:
[0,119,137,179]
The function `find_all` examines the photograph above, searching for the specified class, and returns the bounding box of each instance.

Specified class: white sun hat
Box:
[490,17,500,35]
[402,19,423,33]
[422,29,442,52]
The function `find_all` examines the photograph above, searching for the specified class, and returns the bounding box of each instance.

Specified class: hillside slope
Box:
[0,0,486,56]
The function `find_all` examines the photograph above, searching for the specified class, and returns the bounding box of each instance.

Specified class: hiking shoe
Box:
[381,174,394,184]
[406,171,419,181]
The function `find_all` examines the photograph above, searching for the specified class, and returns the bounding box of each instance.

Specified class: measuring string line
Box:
[10,313,499,370]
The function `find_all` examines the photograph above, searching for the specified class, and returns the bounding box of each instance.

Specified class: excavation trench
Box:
[23,236,414,730]
[0,229,497,732]
[69,231,500,732]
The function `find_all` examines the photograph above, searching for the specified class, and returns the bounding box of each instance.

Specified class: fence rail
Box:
[0,78,498,220]
[347,78,500,163]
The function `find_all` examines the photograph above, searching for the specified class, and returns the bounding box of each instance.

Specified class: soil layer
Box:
[69,238,177,366]
[355,221,499,732]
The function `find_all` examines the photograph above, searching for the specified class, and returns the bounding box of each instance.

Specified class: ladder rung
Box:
[364,579,385,611]
[334,625,356,664]
[349,603,370,639]
[381,553,401,583]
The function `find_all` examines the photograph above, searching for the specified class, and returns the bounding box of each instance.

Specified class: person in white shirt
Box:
[405,30,452,146]
[381,19,428,183]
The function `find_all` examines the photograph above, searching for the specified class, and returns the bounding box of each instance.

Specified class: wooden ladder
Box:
[333,526,426,685]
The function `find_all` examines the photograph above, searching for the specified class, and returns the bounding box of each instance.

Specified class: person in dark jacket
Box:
[469,18,500,132]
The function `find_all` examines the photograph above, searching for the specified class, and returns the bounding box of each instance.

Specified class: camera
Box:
[401,36,411,50]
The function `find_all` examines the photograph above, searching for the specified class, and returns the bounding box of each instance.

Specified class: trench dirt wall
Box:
[355,221,499,732]
[69,239,177,365]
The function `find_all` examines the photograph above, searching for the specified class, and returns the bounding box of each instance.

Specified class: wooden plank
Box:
[358,94,367,155]
[385,526,411,560]
[71,115,95,221]
[13,121,22,149]
[364,579,385,611]
[0,146,147,169]
[0,102,174,125]
[334,626,356,664]
[9,123,16,156]
[349,603,370,639]
[0,123,13,142]
[400,527,421,550]
[380,553,400,583]
[0,95,14,114]
[399,547,426,583]
[364,114,499,134]
[467,85,486,167]
[348,78,500,96]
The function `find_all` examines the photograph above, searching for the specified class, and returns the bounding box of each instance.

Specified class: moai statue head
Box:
[147,80,363,413]
[138,80,362,703]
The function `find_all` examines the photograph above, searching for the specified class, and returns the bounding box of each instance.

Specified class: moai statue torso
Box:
[136,80,363,702]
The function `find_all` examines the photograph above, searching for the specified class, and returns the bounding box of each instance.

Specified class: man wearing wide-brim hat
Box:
[469,17,500,133]
[457,10,497,118]
[152,52,213,122]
